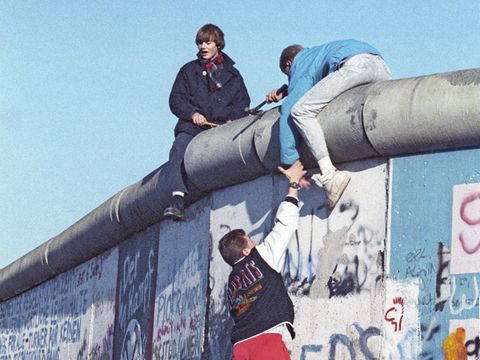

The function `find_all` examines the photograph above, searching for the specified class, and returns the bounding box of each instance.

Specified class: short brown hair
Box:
[196,24,225,50]
[279,44,303,73]
[218,229,248,266]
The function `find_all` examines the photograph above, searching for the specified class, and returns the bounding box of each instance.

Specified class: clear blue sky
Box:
[1,1,479,269]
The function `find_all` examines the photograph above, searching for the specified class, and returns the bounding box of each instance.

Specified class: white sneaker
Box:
[319,170,351,209]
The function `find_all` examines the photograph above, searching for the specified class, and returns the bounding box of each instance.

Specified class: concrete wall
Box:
[1,150,480,359]
[388,148,480,360]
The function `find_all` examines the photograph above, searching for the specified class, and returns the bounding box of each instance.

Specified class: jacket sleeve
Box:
[169,67,198,120]
[279,74,316,163]
[256,200,300,273]
[226,74,250,120]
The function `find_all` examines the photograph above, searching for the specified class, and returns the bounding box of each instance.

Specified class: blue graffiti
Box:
[329,333,356,359]
[300,344,322,360]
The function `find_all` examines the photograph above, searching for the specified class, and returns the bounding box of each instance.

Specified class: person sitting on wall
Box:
[218,160,306,360]
[266,39,392,209]
[163,24,251,221]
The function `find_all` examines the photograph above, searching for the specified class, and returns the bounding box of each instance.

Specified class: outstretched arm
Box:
[257,160,306,272]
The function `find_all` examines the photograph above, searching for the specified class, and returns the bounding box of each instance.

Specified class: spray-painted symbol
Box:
[121,319,144,360]
[384,297,404,332]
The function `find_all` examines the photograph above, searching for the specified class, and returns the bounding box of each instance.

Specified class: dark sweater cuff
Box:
[284,195,299,207]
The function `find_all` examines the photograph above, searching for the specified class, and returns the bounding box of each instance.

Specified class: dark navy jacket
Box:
[169,52,250,136]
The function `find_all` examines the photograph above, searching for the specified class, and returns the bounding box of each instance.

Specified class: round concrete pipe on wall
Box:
[364,68,480,156]
[0,165,171,301]
[317,84,382,164]
[251,107,281,171]
[184,114,272,192]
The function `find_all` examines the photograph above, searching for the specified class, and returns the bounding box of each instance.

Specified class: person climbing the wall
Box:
[218,160,306,360]
[163,24,250,221]
[266,39,392,209]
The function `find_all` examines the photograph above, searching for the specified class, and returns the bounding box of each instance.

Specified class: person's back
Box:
[289,39,381,85]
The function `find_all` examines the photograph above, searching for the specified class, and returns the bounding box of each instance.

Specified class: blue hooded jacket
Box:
[279,39,381,164]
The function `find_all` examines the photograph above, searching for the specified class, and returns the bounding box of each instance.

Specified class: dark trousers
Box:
[165,132,194,195]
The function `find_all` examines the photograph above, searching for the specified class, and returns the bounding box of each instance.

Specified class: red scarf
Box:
[205,53,223,70]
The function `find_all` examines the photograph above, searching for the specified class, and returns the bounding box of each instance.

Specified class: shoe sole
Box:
[163,210,186,222]
[328,176,351,209]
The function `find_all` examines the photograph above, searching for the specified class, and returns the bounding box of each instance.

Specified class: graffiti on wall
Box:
[443,327,468,360]
[114,230,158,360]
[448,319,480,360]
[284,197,385,299]
[451,184,480,274]
[293,323,381,360]
[448,275,479,316]
[435,241,451,311]
[0,249,117,359]
[382,279,421,360]
[153,240,207,360]
[384,297,404,332]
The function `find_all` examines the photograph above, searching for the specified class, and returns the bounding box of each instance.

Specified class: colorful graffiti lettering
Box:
[451,185,480,274]
[459,192,480,254]
[442,328,468,360]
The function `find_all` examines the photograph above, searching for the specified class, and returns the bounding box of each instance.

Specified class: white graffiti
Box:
[448,275,479,315]
[120,319,144,360]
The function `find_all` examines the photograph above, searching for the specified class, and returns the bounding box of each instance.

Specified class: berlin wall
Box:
[1,68,479,359]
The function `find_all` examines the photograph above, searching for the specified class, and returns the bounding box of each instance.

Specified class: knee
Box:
[291,101,307,122]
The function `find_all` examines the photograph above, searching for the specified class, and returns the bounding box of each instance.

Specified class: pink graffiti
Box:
[384,297,404,332]
[156,315,198,341]
[459,193,480,254]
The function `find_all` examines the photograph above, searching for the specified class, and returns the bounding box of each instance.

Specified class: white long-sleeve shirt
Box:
[256,197,300,273]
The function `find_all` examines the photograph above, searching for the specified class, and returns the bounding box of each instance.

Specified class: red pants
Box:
[232,333,291,360]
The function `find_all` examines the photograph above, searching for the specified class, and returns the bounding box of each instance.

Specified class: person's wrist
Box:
[289,181,301,189]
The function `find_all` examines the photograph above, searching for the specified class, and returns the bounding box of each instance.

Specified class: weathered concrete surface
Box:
[2,68,479,303]
[114,226,159,360]
[1,149,480,359]
[204,157,389,359]
[153,198,210,360]
[0,248,117,359]
[364,70,480,156]
[389,148,480,359]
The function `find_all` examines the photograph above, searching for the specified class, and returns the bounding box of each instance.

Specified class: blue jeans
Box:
[287,53,392,163]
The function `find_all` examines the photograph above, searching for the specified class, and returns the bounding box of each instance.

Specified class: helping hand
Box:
[277,160,308,187]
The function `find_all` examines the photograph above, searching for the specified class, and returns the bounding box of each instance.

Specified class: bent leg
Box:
[291,54,391,163]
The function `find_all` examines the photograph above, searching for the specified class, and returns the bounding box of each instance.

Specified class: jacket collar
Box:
[195,52,236,88]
